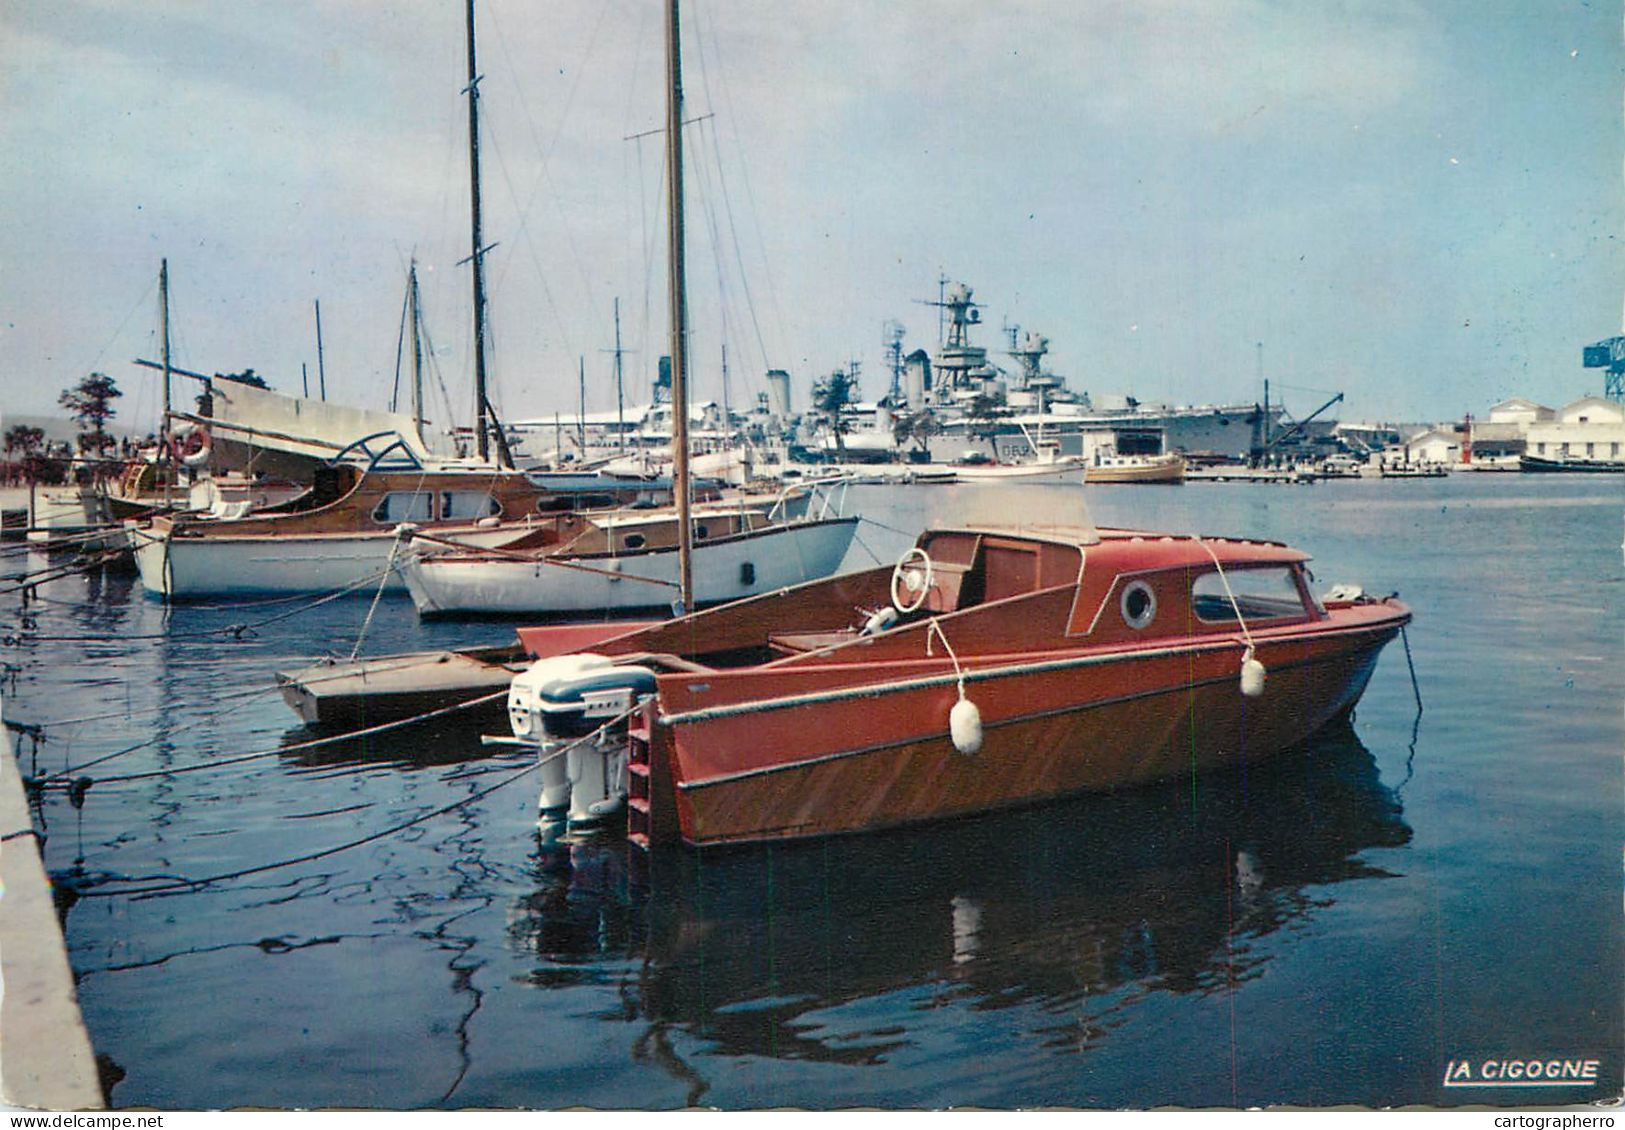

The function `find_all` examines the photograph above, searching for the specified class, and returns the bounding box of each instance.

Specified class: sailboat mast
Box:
[460,0,515,467]
[665,0,694,613]
[614,297,626,457]
[314,299,327,401]
[464,0,493,463]
[160,258,173,507]
[159,259,172,428]
[409,260,426,446]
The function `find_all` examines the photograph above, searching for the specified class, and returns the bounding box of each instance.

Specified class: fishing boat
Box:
[506,489,1411,846]
[1519,453,1625,473]
[1084,451,1186,484]
[398,486,859,618]
[945,455,1088,486]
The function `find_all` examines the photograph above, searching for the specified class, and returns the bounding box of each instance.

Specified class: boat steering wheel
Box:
[890,546,935,614]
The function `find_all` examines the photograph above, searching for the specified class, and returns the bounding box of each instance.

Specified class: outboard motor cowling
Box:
[509,653,658,821]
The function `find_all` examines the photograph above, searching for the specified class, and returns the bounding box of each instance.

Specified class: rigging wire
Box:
[688,0,791,364]
[485,0,614,333]
[688,7,773,375]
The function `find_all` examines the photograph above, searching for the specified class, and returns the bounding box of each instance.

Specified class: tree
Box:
[215,367,269,389]
[3,425,44,460]
[198,368,269,413]
[811,368,857,462]
[964,392,1009,460]
[59,372,122,456]
[891,409,939,458]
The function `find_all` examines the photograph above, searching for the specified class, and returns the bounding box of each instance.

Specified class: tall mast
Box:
[665,0,693,613]
[409,259,426,446]
[314,298,327,401]
[464,0,514,468]
[160,259,172,507]
[613,297,626,457]
[721,342,732,449]
[159,259,172,429]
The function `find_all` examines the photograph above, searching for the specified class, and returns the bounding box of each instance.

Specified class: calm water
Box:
[5,474,1620,1109]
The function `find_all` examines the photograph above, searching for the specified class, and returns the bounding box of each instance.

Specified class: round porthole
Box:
[1120,580,1157,630]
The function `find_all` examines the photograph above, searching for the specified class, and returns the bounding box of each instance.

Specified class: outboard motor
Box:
[508,654,658,822]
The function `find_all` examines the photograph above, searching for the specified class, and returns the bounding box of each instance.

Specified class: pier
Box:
[0,690,104,1111]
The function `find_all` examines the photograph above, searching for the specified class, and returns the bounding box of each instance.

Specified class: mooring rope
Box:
[349,526,412,660]
[67,703,638,900]
[0,560,401,645]
[34,688,510,788]
[0,546,130,597]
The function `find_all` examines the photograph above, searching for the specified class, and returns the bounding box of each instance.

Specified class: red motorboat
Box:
[507,496,1411,848]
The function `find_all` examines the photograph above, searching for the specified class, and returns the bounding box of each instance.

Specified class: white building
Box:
[1524,396,1625,463]
[1486,398,1555,425]
[1403,427,1463,465]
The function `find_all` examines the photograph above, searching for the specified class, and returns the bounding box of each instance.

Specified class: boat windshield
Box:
[919,481,1098,542]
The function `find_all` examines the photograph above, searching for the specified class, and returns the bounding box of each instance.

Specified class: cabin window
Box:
[371,491,434,524]
[1120,580,1157,630]
[1586,443,1595,458]
[624,533,646,550]
[439,491,501,521]
[694,523,709,540]
[1191,567,1306,624]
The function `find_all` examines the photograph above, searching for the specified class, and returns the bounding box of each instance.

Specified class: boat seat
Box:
[923,560,978,614]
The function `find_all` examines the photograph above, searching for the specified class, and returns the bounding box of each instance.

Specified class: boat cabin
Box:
[531,523,1325,674]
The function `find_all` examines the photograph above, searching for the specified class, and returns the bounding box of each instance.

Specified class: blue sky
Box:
[1,0,1619,437]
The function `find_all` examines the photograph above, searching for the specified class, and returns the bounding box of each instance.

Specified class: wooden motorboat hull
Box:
[275,644,529,726]
[400,517,860,618]
[650,606,1404,846]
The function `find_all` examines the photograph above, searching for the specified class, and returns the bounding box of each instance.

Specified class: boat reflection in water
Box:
[505,718,1409,1091]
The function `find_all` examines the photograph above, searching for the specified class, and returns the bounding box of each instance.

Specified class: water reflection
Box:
[507,719,1411,1077]
[276,716,499,771]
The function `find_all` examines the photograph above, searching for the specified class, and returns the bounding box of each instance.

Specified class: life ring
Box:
[173,423,212,468]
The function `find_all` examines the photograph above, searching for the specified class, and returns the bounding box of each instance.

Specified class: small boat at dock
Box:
[275,620,658,726]
[505,487,1411,847]
[1084,452,1186,484]
[399,497,860,618]
[127,451,674,600]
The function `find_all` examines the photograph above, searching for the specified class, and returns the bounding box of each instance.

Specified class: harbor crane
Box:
[1582,335,1625,403]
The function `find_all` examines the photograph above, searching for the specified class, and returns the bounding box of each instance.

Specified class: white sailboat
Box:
[398,482,856,617]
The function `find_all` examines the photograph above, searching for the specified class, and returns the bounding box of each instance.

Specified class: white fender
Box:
[1240,648,1266,698]
[949,696,983,755]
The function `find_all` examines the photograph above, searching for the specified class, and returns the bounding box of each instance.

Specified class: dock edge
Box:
[0,690,105,1110]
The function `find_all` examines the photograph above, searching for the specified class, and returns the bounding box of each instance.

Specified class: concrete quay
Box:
[0,690,104,1110]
